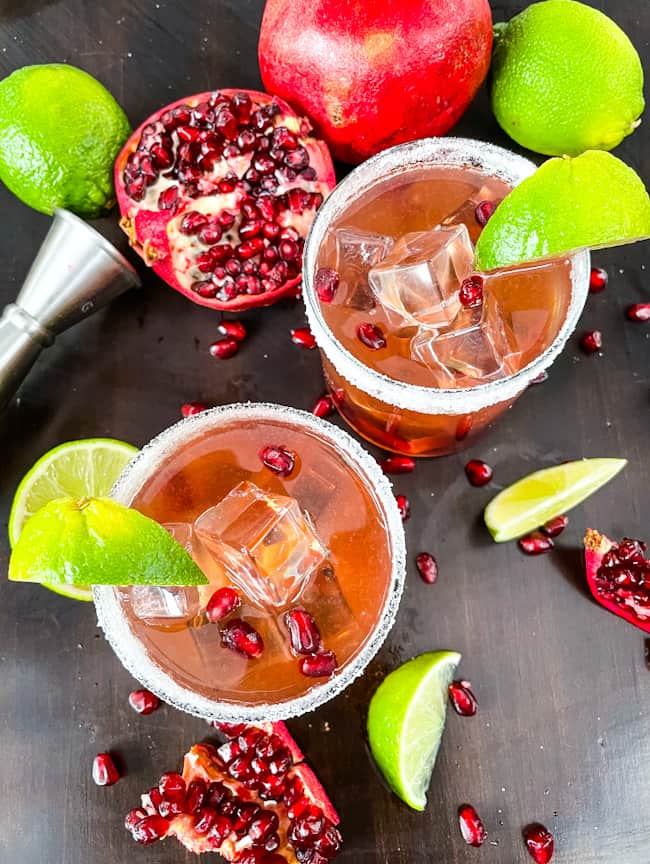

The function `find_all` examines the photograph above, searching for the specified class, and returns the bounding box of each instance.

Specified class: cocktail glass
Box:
[94,402,406,722]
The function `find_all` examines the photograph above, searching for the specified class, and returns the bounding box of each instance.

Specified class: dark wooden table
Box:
[1,1,649,862]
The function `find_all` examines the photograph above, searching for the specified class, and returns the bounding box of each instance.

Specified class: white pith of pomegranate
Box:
[115,90,336,311]
[584,529,650,633]
[125,721,342,864]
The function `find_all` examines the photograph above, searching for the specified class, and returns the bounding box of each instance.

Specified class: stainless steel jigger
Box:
[0,208,141,412]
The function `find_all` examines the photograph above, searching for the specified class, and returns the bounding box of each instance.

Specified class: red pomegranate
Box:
[115,90,336,311]
[584,529,650,632]
[125,721,342,863]
[258,0,493,164]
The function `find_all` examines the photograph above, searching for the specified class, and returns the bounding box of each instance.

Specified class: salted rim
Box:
[302,137,591,415]
[93,402,406,722]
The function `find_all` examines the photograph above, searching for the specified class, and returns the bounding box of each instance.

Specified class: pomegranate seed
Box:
[290,327,317,349]
[158,185,179,211]
[542,515,568,538]
[260,444,295,476]
[216,721,247,738]
[279,239,299,260]
[181,401,207,417]
[415,552,438,585]
[459,275,484,308]
[186,779,207,814]
[379,454,415,475]
[523,823,554,863]
[199,224,223,246]
[475,200,496,226]
[159,771,185,800]
[455,416,472,441]
[194,806,218,834]
[357,322,387,349]
[299,650,337,678]
[518,531,555,555]
[128,689,160,715]
[217,319,247,341]
[221,619,264,658]
[209,338,239,359]
[448,680,478,716]
[249,810,279,842]
[580,329,602,354]
[589,266,608,293]
[458,804,487,847]
[92,753,120,786]
[208,814,234,844]
[396,494,411,521]
[627,302,650,322]
[180,210,209,235]
[529,370,549,385]
[464,459,493,486]
[206,586,241,623]
[143,786,163,814]
[124,808,147,832]
[315,267,340,302]
[132,814,169,844]
[285,609,322,654]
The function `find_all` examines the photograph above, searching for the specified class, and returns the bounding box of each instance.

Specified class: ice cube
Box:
[299,562,362,652]
[411,288,516,385]
[368,224,472,328]
[440,185,495,231]
[193,481,328,609]
[162,522,194,554]
[130,585,201,626]
[333,227,394,310]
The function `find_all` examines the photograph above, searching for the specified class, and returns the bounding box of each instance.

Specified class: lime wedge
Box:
[367,650,461,811]
[484,458,627,542]
[475,151,650,271]
[8,496,208,588]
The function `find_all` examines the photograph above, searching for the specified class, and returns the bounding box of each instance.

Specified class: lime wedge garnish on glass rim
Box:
[474,150,650,271]
[484,458,627,543]
[8,438,138,601]
[8,496,208,589]
[367,650,461,811]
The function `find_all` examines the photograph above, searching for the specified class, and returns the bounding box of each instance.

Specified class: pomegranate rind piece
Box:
[584,529,650,633]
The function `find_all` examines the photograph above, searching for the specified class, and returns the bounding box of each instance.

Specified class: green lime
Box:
[491,0,644,156]
[0,64,131,217]
[367,650,461,811]
[9,438,138,601]
[484,458,627,543]
[9,496,208,588]
[474,151,650,271]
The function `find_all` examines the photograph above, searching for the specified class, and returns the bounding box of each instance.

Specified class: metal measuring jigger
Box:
[0,208,141,412]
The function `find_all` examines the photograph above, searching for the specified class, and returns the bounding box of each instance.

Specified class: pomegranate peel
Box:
[585,529,650,633]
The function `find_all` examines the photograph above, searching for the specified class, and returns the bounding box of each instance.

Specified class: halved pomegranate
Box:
[115,90,336,311]
[125,721,342,863]
[584,529,650,632]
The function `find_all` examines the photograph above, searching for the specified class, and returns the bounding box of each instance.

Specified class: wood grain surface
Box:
[0,1,649,862]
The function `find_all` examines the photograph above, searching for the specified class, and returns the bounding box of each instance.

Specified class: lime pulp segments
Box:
[367,651,461,811]
[484,458,627,543]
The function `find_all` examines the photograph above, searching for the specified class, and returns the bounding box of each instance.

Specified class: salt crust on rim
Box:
[302,137,590,415]
[94,402,406,722]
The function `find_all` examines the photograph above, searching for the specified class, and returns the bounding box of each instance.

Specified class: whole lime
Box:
[0,64,131,217]
[491,0,644,156]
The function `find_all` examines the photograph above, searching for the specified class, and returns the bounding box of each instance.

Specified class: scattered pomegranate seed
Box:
[291,327,317,349]
[124,808,147,832]
[285,609,322,654]
[580,329,602,354]
[311,394,334,418]
[542,515,568,538]
[132,814,169,844]
[206,586,241,623]
[299,650,337,678]
[357,322,387,349]
[475,200,496,226]
[260,444,295,476]
[128,689,160,715]
[518,531,554,555]
[415,552,438,585]
[626,302,650,322]
[455,416,472,441]
[529,370,549,386]
[181,402,207,417]
[315,267,340,302]
[92,753,120,786]
[379,454,415,474]
[589,266,608,293]
[448,680,478,716]
[458,804,487,847]
[523,823,554,863]
[464,459,493,486]
[396,494,411,521]
[459,275,484,308]
[209,338,239,359]
[221,619,264,658]
[218,319,247,341]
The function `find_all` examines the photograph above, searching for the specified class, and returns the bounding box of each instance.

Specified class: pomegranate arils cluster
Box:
[284,609,338,679]
[591,536,650,624]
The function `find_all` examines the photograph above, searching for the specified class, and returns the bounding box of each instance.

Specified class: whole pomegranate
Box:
[258,0,493,164]
[115,90,336,311]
